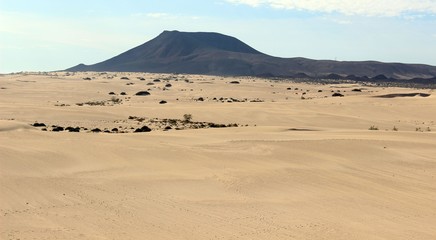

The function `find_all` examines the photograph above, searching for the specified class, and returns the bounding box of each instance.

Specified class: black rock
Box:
[109,92,116,95]
[135,91,150,96]
[52,126,64,132]
[32,122,46,127]
[65,127,80,132]
[91,128,102,133]
[159,100,167,104]
[332,92,344,97]
[229,81,240,84]
[208,123,227,128]
[120,92,127,95]
[134,126,152,133]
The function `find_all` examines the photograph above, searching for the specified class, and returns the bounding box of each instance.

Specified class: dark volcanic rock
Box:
[32,122,46,127]
[52,126,64,132]
[91,128,102,133]
[135,91,150,96]
[134,126,152,133]
[65,127,80,132]
[332,92,344,97]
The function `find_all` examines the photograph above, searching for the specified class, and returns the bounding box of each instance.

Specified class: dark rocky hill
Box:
[67,30,436,80]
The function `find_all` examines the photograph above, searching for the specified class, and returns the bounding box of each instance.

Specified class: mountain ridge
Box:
[67,30,436,80]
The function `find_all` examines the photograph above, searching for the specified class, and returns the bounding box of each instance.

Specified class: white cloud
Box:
[146,12,170,18]
[226,0,436,16]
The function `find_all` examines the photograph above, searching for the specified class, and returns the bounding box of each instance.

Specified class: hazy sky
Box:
[1,0,436,73]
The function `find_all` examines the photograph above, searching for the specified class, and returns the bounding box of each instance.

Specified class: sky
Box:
[1,0,436,73]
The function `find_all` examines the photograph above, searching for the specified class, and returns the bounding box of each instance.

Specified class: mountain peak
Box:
[150,30,262,57]
[67,30,436,79]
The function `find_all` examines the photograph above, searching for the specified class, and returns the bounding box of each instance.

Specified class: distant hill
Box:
[67,30,436,80]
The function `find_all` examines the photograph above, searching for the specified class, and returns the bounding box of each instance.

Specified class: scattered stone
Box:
[208,123,227,128]
[121,77,129,80]
[153,79,161,82]
[229,81,240,84]
[52,126,64,132]
[32,122,46,127]
[109,92,116,95]
[332,92,344,97]
[165,83,172,87]
[120,92,127,95]
[159,100,167,104]
[135,91,150,96]
[352,88,362,92]
[91,128,102,133]
[134,126,152,133]
[83,77,91,80]
[65,127,80,132]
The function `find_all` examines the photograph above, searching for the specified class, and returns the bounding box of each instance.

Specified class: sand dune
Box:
[1,72,436,239]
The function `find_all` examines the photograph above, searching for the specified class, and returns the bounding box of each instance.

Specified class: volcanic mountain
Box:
[68,30,436,80]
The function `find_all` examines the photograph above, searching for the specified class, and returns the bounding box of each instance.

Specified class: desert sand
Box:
[1,72,436,239]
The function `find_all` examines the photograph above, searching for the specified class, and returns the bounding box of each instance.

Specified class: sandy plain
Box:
[1,72,436,240]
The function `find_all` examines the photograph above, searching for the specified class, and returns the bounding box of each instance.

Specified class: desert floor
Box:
[1,72,436,240]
